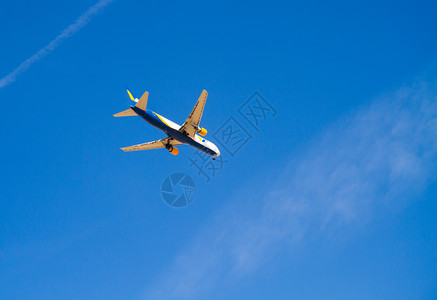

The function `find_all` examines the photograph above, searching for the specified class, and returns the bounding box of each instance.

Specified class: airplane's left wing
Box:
[121,137,182,152]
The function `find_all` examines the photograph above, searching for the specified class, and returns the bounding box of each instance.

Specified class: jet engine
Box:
[167,146,179,155]
[197,127,207,136]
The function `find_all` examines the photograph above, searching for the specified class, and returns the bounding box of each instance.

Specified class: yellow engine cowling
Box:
[197,127,207,136]
[169,147,179,155]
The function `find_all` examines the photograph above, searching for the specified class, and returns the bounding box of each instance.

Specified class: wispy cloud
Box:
[143,82,437,299]
[0,0,114,89]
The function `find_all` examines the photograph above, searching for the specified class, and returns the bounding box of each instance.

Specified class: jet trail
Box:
[0,0,114,89]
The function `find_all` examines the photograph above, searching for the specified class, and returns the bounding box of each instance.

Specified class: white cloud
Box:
[143,82,437,299]
[0,0,114,89]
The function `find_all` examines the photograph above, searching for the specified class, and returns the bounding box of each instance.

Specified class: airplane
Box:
[114,89,221,159]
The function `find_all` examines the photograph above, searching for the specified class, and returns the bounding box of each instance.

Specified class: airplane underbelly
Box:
[133,107,217,156]
[169,131,216,156]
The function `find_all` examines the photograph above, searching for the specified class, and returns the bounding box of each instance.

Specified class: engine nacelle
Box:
[168,146,179,155]
[197,127,207,136]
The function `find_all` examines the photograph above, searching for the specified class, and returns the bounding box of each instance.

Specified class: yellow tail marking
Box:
[127,90,135,101]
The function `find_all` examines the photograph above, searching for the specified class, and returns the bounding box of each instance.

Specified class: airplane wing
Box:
[121,137,183,152]
[178,90,208,137]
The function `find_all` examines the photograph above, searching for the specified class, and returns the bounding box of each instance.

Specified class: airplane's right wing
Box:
[121,137,182,152]
[178,90,208,137]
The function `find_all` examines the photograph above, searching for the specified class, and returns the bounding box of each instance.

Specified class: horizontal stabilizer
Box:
[113,108,137,117]
[135,91,149,111]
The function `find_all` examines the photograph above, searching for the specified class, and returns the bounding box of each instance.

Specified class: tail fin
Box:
[114,89,148,117]
[127,89,137,102]
[113,108,137,117]
[135,91,149,111]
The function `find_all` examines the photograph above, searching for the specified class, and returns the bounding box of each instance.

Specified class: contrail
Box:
[0,0,114,89]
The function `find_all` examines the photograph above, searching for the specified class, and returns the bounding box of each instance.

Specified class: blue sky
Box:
[0,0,436,299]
